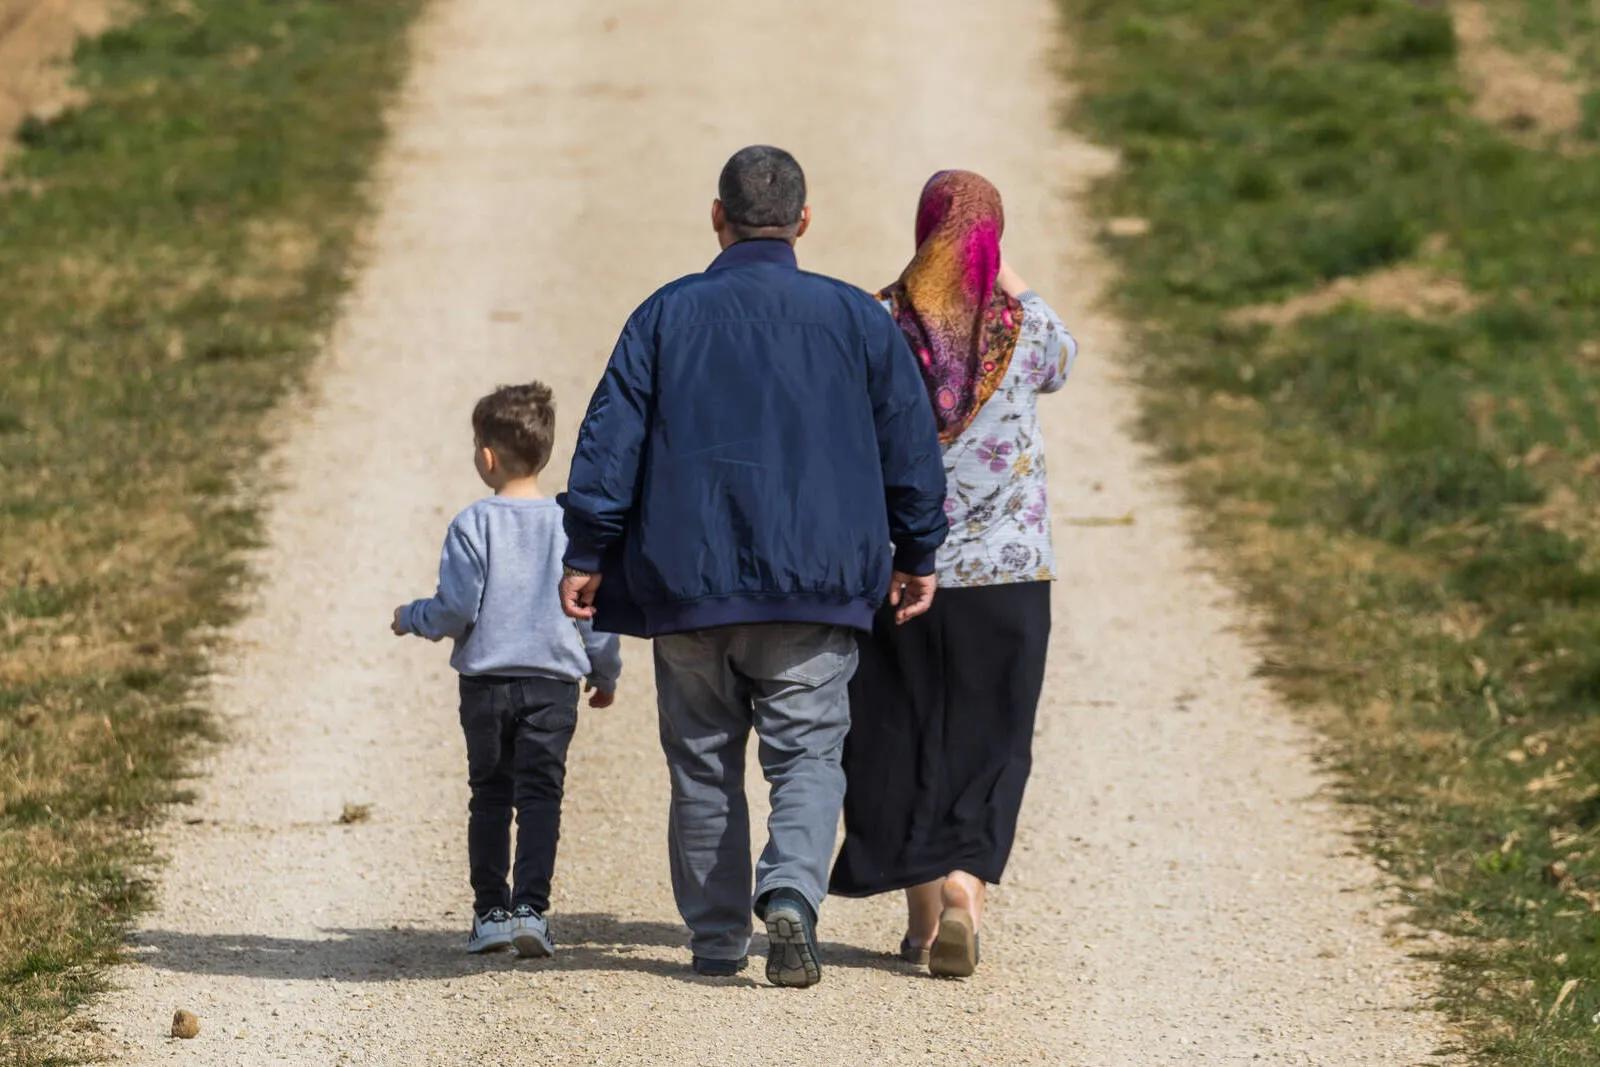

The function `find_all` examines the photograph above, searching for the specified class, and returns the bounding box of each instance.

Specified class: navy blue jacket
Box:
[561,239,948,637]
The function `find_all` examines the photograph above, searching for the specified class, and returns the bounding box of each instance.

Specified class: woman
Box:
[831,170,1076,978]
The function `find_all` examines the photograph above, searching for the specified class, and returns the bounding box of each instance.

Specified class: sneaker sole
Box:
[512,932,553,959]
[928,906,977,978]
[466,936,512,955]
[764,906,821,988]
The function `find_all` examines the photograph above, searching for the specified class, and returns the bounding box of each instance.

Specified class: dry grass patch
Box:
[230,218,320,302]
[0,0,120,160]
[1229,262,1479,327]
[1455,0,1585,140]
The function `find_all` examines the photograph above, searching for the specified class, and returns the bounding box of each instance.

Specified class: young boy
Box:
[392,382,620,958]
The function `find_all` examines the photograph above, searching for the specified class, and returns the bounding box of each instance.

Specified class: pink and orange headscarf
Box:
[880,170,1023,444]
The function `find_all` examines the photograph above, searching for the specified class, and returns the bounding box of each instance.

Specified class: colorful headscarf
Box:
[880,170,1023,444]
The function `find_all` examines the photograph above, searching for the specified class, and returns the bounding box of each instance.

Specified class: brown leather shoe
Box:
[898,937,930,965]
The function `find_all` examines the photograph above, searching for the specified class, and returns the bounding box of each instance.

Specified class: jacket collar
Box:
[707,238,798,272]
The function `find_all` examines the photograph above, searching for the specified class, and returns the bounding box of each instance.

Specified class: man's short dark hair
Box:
[472,382,556,475]
[718,145,806,237]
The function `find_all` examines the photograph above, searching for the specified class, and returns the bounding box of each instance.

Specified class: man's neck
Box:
[718,233,797,251]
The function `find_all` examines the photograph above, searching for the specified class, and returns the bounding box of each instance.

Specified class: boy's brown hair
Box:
[472,382,556,475]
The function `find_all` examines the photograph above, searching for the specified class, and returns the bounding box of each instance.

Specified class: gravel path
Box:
[79,1,1453,1063]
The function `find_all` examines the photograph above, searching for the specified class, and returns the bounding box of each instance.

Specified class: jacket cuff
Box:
[563,542,605,574]
[892,544,938,577]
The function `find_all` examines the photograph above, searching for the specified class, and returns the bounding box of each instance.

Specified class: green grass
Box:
[0,0,420,1059]
[1059,1,1600,1062]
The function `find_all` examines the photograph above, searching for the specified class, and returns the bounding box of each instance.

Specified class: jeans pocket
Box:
[763,625,859,688]
[653,630,711,670]
[522,687,579,735]
[458,677,500,720]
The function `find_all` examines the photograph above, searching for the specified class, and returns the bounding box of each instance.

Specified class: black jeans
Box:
[458,674,578,915]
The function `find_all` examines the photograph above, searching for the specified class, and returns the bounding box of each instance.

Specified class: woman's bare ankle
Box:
[941,871,986,929]
[904,880,944,945]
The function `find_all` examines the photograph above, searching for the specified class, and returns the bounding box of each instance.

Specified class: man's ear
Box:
[478,445,498,474]
[711,198,726,233]
[794,205,812,240]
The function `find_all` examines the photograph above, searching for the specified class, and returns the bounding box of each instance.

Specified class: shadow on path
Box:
[124,912,912,987]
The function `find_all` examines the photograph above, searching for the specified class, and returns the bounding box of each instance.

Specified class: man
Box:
[560,145,946,988]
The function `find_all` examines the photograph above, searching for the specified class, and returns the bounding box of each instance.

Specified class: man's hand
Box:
[390,606,408,636]
[586,683,616,709]
[888,571,937,625]
[560,572,603,620]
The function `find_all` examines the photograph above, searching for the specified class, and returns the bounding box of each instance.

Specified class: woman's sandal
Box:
[898,937,931,966]
[928,905,979,978]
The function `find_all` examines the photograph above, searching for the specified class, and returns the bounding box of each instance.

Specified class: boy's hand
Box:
[390,606,408,636]
[587,687,615,709]
[888,571,937,625]
[561,572,602,620]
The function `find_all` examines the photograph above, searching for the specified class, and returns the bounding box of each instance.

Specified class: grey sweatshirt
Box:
[400,497,622,688]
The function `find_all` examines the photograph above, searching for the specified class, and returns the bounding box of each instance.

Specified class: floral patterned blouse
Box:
[884,291,1077,588]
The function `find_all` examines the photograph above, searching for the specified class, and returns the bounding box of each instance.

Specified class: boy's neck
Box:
[494,475,544,499]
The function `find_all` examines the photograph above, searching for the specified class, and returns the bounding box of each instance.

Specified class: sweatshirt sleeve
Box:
[401,520,486,641]
[563,306,656,574]
[865,304,949,576]
[1018,290,1078,395]
[579,621,622,691]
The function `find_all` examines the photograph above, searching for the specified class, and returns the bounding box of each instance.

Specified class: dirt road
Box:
[78,2,1452,1063]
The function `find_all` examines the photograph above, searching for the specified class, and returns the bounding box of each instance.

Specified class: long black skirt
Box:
[830,581,1051,897]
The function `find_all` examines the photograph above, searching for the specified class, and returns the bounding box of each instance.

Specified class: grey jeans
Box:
[654,622,858,960]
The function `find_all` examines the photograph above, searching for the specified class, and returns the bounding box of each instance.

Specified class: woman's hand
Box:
[996,259,1029,299]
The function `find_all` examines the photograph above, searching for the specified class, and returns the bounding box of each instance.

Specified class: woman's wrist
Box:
[996,262,1028,297]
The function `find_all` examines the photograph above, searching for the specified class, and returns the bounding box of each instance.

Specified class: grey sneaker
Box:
[761,889,821,988]
[510,904,554,958]
[466,908,514,954]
